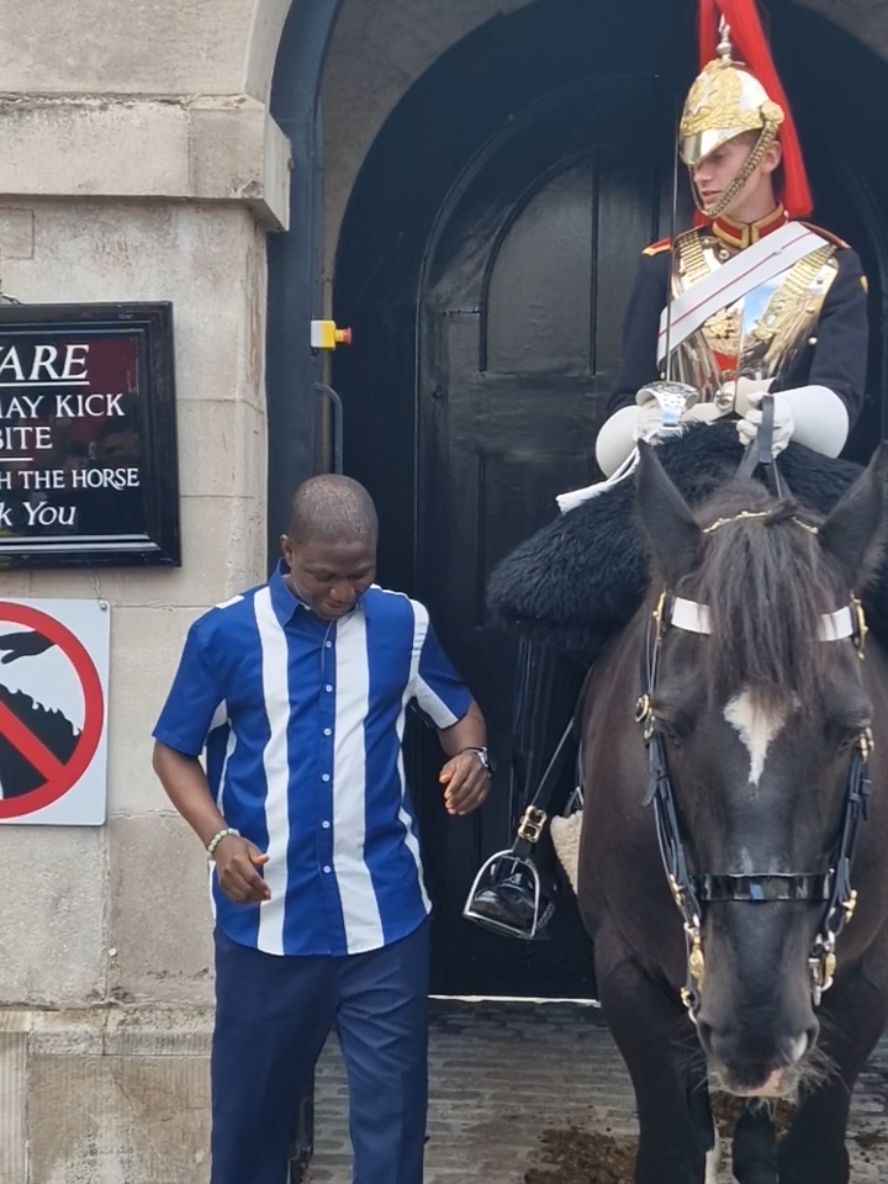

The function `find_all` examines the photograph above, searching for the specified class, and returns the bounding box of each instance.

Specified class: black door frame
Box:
[265,0,346,568]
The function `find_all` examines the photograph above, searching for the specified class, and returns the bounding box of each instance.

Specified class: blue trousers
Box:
[210,920,430,1184]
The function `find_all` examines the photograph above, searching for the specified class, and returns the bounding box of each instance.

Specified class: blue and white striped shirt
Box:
[153,562,473,957]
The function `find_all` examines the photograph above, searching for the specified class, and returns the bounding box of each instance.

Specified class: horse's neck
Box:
[584,611,647,721]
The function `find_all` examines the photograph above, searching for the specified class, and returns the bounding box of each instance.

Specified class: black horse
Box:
[577,442,888,1182]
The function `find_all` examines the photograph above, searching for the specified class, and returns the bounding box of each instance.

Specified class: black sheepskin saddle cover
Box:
[487,420,888,664]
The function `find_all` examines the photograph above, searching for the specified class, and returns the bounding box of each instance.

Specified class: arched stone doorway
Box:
[326,0,888,997]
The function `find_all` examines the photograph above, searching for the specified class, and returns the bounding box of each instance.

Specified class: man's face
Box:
[281,535,376,621]
[692,135,780,217]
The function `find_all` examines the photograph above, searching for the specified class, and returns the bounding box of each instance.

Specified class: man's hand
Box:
[152,743,270,904]
[212,835,271,905]
[439,750,489,817]
[632,400,675,443]
[684,402,725,424]
[717,376,773,417]
[736,391,795,457]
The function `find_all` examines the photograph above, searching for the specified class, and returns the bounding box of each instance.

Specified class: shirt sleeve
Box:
[411,608,474,730]
[153,618,224,757]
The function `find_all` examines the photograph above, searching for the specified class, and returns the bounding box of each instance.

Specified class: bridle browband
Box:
[636,510,873,1017]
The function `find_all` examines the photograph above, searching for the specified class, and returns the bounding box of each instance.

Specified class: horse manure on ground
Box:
[854,1125,888,1166]
[709,1093,794,1139]
[524,1127,636,1184]
[856,1128,887,1150]
[525,1099,802,1184]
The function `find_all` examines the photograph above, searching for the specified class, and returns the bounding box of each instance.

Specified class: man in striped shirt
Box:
[152,475,489,1184]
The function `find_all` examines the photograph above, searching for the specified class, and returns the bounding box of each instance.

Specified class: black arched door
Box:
[415,76,679,994]
[332,0,888,996]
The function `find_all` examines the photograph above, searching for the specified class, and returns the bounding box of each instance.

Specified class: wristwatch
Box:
[462,746,491,771]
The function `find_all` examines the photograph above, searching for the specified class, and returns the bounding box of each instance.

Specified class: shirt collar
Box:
[268,560,373,626]
[711,204,788,250]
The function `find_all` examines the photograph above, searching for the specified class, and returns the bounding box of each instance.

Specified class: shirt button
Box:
[322,821,331,829]
[325,641,333,649]
[322,774,330,783]
[323,728,332,737]
[325,684,333,693]
[323,865,332,874]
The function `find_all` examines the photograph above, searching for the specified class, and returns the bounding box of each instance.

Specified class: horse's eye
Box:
[651,702,690,748]
[659,721,682,749]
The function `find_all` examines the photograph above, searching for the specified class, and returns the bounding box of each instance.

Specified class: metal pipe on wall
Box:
[266,0,346,572]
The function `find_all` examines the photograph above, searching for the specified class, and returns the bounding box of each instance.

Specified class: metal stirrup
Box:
[463,720,576,939]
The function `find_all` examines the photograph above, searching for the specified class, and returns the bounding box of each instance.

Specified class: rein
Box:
[636,541,873,1018]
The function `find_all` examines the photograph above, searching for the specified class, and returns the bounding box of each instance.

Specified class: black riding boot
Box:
[465,639,587,939]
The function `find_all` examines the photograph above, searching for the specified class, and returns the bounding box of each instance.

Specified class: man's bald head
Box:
[288,474,378,547]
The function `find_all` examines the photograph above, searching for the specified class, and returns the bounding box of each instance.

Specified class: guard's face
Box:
[692,136,782,217]
[281,535,376,620]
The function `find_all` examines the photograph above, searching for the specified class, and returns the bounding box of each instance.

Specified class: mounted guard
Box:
[466,0,871,941]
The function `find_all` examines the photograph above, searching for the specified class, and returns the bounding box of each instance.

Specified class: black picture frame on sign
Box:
[0,302,180,569]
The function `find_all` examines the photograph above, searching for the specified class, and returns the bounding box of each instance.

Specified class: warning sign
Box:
[0,599,109,825]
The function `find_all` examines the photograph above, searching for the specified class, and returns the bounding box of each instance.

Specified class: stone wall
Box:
[0,200,267,1012]
[1,1008,213,1184]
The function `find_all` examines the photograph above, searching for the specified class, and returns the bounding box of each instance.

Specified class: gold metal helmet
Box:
[679,21,784,217]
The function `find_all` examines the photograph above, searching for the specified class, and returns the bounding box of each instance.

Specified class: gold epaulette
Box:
[801,222,851,250]
[642,238,671,257]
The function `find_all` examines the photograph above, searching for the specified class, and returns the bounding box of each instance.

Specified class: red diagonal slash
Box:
[0,698,67,781]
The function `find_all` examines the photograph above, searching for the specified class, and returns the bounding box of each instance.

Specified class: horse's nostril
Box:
[782,1029,814,1066]
[789,1035,806,1064]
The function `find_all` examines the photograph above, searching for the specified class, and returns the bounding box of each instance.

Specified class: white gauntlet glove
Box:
[736,391,795,457]
[632,400,678,444]
[684,402,727,425]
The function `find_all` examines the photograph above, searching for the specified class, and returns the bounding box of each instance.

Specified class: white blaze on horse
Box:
[576,442,888,1184]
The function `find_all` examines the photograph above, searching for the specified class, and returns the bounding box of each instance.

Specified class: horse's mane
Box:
[680,479,842,715]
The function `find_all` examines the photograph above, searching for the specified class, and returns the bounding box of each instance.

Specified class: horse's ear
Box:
[635,441,703,585]
[819,442,888,588]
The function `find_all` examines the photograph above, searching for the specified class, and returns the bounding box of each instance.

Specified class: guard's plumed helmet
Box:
[679,0,812,221]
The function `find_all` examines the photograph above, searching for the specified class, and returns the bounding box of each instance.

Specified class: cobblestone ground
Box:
[307,1000,888,1183]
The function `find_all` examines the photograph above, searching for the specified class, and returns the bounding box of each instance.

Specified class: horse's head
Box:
[635,441,888,1097]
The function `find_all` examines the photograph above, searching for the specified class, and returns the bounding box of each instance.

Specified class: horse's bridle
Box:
[635,564,873,1017]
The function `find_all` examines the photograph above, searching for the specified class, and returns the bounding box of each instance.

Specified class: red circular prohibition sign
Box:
[0,602,104,819]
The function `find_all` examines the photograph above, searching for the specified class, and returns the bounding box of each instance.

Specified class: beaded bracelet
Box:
[206,827,241,859]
